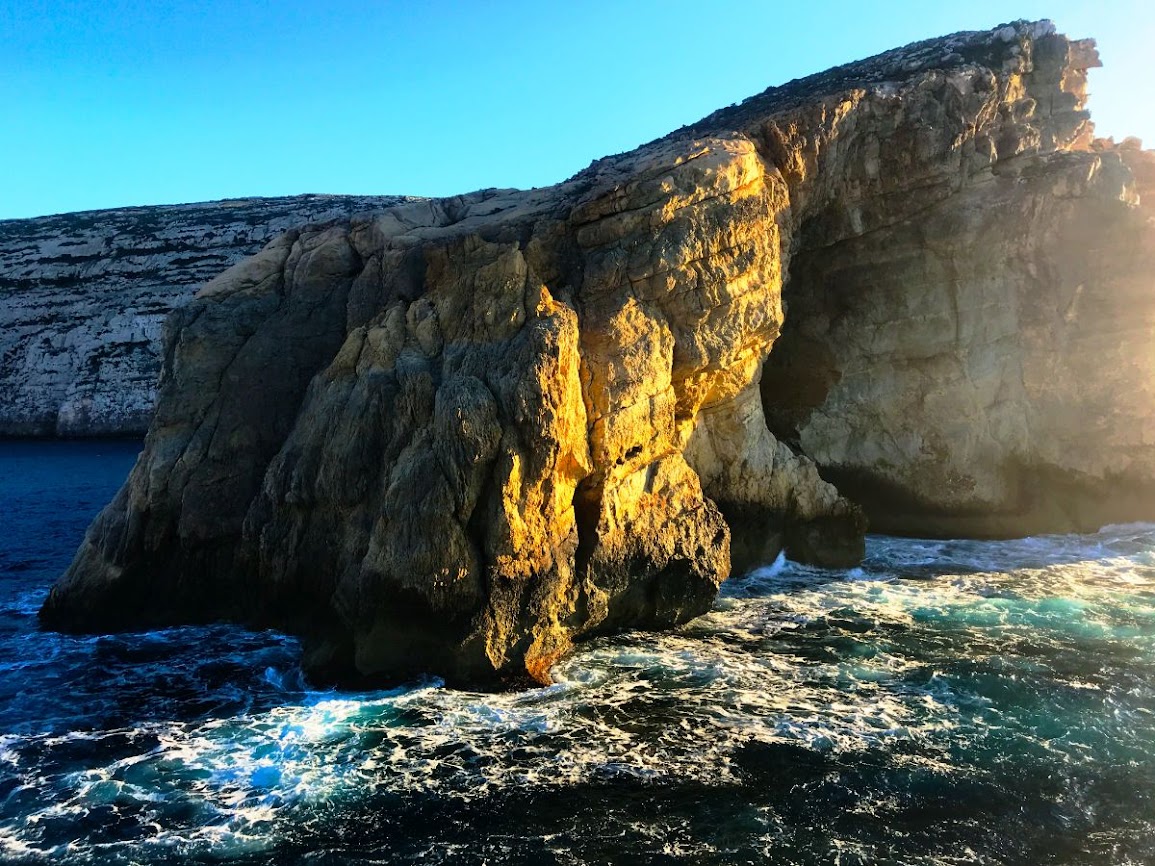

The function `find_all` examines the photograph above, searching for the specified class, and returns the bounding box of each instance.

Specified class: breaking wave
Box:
[1,441,1154,864]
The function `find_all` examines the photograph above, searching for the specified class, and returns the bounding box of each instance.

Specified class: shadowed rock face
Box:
[0,194,418,436]
[759,39,1155,538]
[41,21,1155,686]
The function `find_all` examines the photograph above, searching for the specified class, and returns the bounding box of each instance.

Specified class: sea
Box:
[1,439,1153,865]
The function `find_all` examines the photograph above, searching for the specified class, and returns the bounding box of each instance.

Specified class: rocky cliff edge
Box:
[41,21,1155,686]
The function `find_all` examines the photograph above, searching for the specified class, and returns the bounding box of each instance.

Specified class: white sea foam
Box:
[2,524,1155,863]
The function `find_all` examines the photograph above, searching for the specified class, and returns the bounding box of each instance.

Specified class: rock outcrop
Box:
[759,42,1155,538]
[0,195,417,436]
[41,21,1155,686]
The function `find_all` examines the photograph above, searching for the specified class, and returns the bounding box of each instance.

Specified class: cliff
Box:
[41,21,1155,687]
[0,194,417,436]
[763,134,1155,537]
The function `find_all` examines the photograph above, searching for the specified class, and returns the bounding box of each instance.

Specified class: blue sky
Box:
[1,0,1152,219]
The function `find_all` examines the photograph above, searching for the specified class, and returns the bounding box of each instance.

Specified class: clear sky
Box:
[2,0,1152,220]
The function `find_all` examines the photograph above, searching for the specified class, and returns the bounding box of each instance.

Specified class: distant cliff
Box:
[0,194,417,436]
[41,21,1155,687]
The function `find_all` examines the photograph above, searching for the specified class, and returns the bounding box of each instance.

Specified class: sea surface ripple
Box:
[1,441,1153,865]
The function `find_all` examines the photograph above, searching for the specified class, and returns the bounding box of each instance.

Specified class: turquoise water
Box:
[1,441,1153,864]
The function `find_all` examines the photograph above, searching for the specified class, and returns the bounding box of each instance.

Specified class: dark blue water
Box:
[2,441,1154,864]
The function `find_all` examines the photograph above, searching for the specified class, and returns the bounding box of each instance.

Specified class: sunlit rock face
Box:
[41,21,1155,685]
[0,195,417,436]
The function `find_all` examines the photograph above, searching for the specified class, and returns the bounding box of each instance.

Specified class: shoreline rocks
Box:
[39,21,1155,686]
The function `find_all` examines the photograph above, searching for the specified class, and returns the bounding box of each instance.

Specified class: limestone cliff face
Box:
[0,195,416,436]
[41,21,1155,686]
[759,34,1155,537]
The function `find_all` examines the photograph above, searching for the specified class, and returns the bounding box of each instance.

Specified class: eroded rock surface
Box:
[0,195,417,435]
[760,33,1155,536]
[41,21,1155,685]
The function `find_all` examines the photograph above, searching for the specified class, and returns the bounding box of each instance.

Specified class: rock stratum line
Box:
[39,21,1155,686]
[0,195,420,436]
